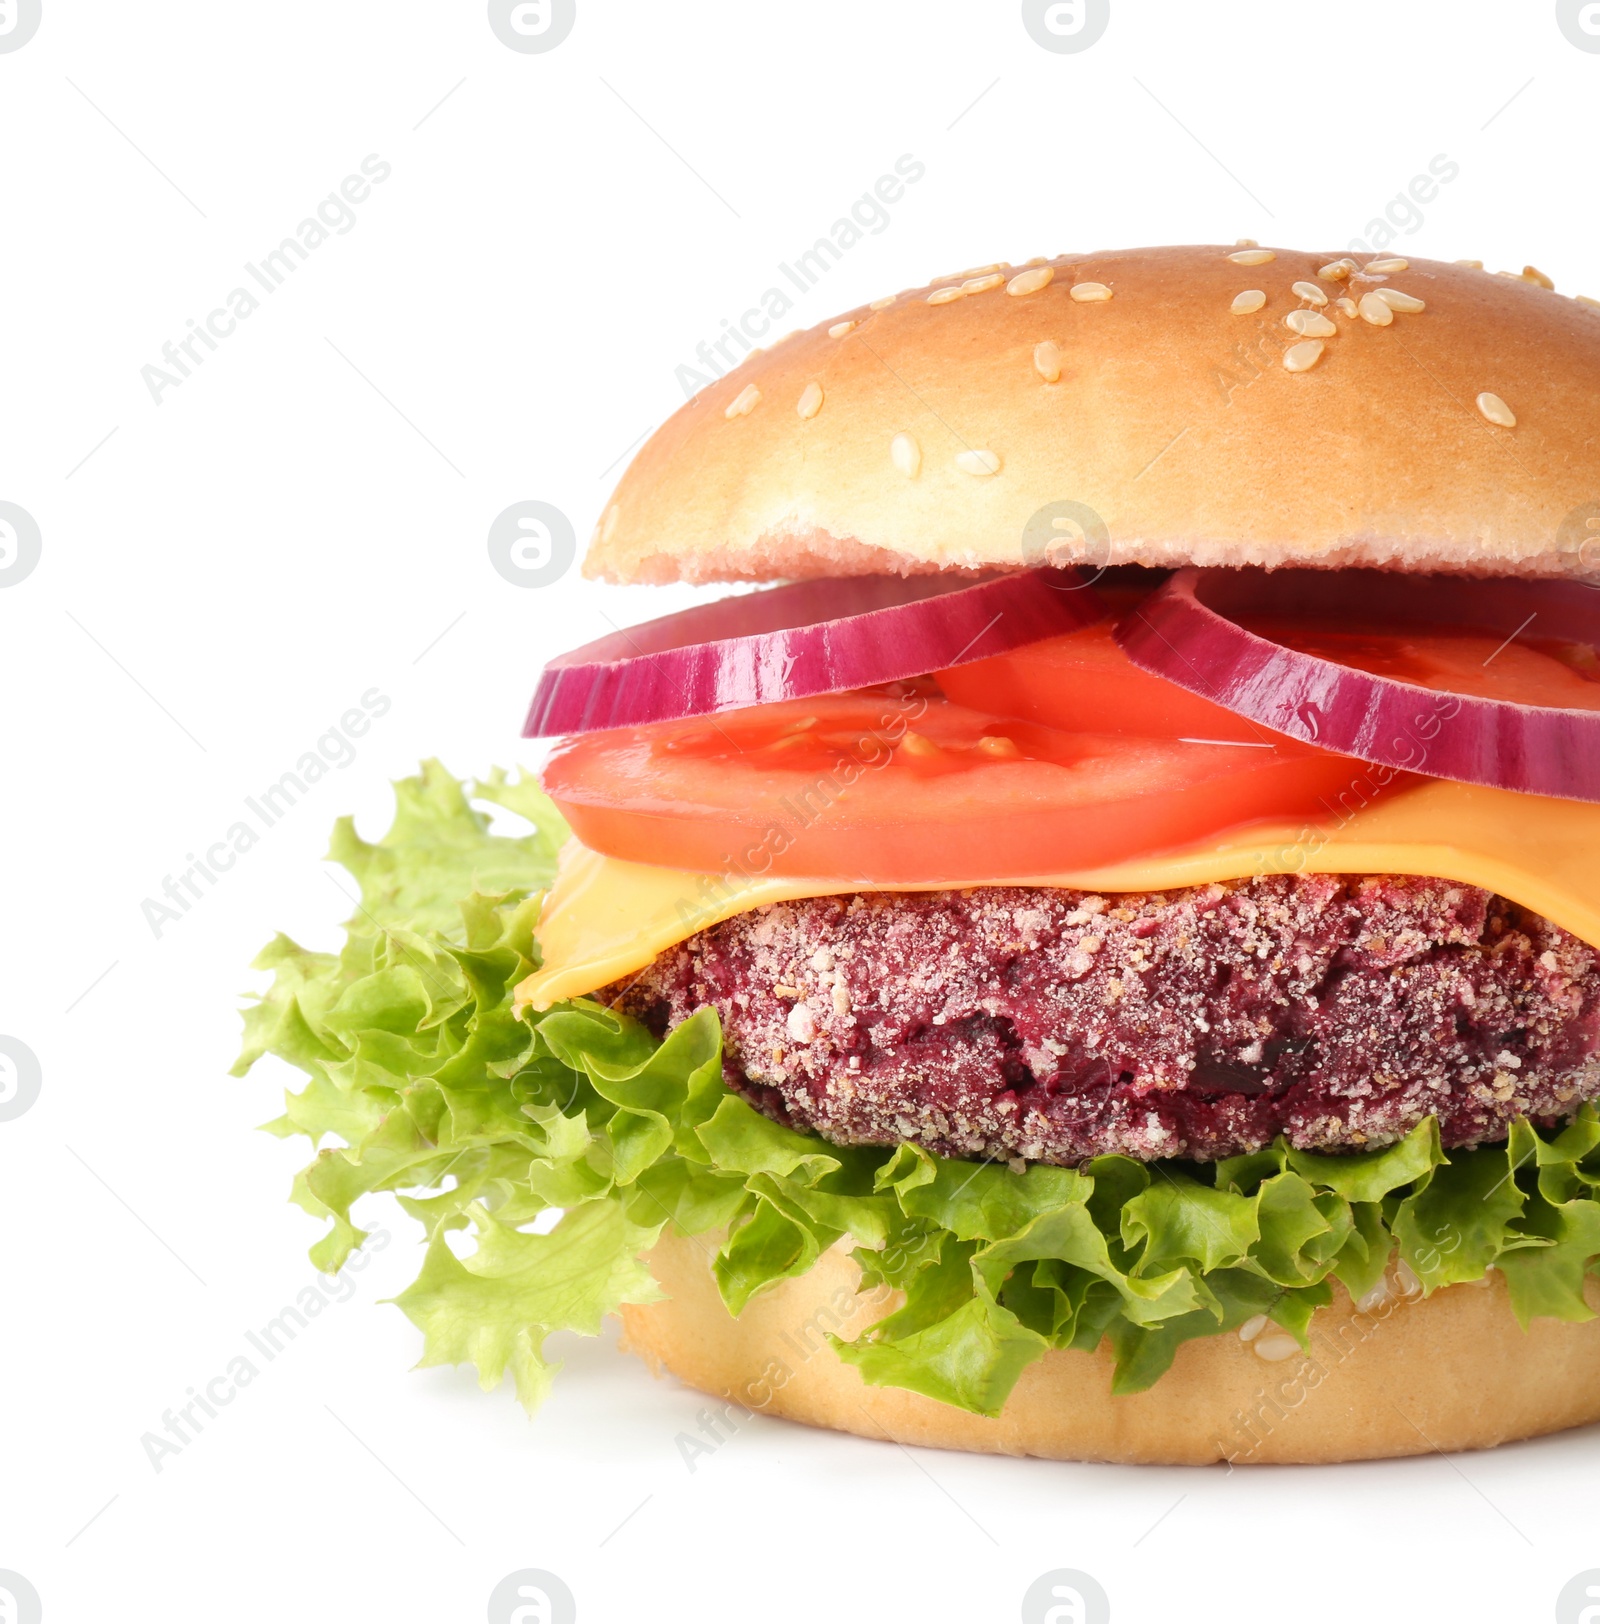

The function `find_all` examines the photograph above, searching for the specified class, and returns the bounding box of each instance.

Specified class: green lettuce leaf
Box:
[236,762,1600,1419]
[393,1201,664,1410]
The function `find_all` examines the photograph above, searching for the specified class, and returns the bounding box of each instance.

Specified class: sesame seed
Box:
[1523,265,1555,289]
[1374,287,1426,313]
[1455,259,1485,269]
[1069,281,1112,302]
[1292,280,1329,306]
[1254,1332,1302,1363]
[1235,237,1259,248]
[955,263,1006,279]
[1577,294,1600,310]
[1366,256,1409,273]
[1283,339,1325,372]
[1023,256,1050,267]
[890,432,921,478]
[1007,265,1055,296]
[796,381,824,419]
[724,384,762,418]
[1032,340,1064,382]
[927,286,966,305]
[1476,391,1516,428]
[1334,296,1359,317]
[828,320,857,338]
[1318,259,1355,280]
[955,448,1001,476]
[1358,291,1395,326]
[1230,289,1267,314]
[1285,309,1336,338]
[1238,1314,1269,1341]
[1227,248,1276,265]
[962,272,1006,294]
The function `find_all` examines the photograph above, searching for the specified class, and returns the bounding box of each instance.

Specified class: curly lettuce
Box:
[234,762,1600,1417]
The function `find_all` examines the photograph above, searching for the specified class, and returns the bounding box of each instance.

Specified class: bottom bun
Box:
[618,1229,1600,1465]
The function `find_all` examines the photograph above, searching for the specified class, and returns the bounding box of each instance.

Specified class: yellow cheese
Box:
[516,778,1600,1010]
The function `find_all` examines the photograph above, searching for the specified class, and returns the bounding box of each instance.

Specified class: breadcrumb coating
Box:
[612,875,1600,1164]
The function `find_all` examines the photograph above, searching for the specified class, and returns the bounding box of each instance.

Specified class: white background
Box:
[2,2,1598,1620]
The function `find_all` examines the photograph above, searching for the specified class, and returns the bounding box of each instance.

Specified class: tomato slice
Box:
[936,620,1271,742]
[541,689,1388,883]
[1238,617,1600,712]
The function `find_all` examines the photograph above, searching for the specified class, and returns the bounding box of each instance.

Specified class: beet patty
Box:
[610,874,1600,1164]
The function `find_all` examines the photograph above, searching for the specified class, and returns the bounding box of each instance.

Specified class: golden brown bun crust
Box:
[586,246,1600,585]
[618,1229,1600,1465]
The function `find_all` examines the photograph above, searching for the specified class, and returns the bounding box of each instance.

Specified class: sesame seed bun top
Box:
[583,244,1600,585]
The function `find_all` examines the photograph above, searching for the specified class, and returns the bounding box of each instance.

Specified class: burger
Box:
[239,244,1600,1465]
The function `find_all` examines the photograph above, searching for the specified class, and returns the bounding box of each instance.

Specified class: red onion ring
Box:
[524,569,1105,737]
[1116,568,1600,803]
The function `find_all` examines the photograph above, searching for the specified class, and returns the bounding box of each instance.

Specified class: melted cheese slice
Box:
[516,779,1600,1010]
